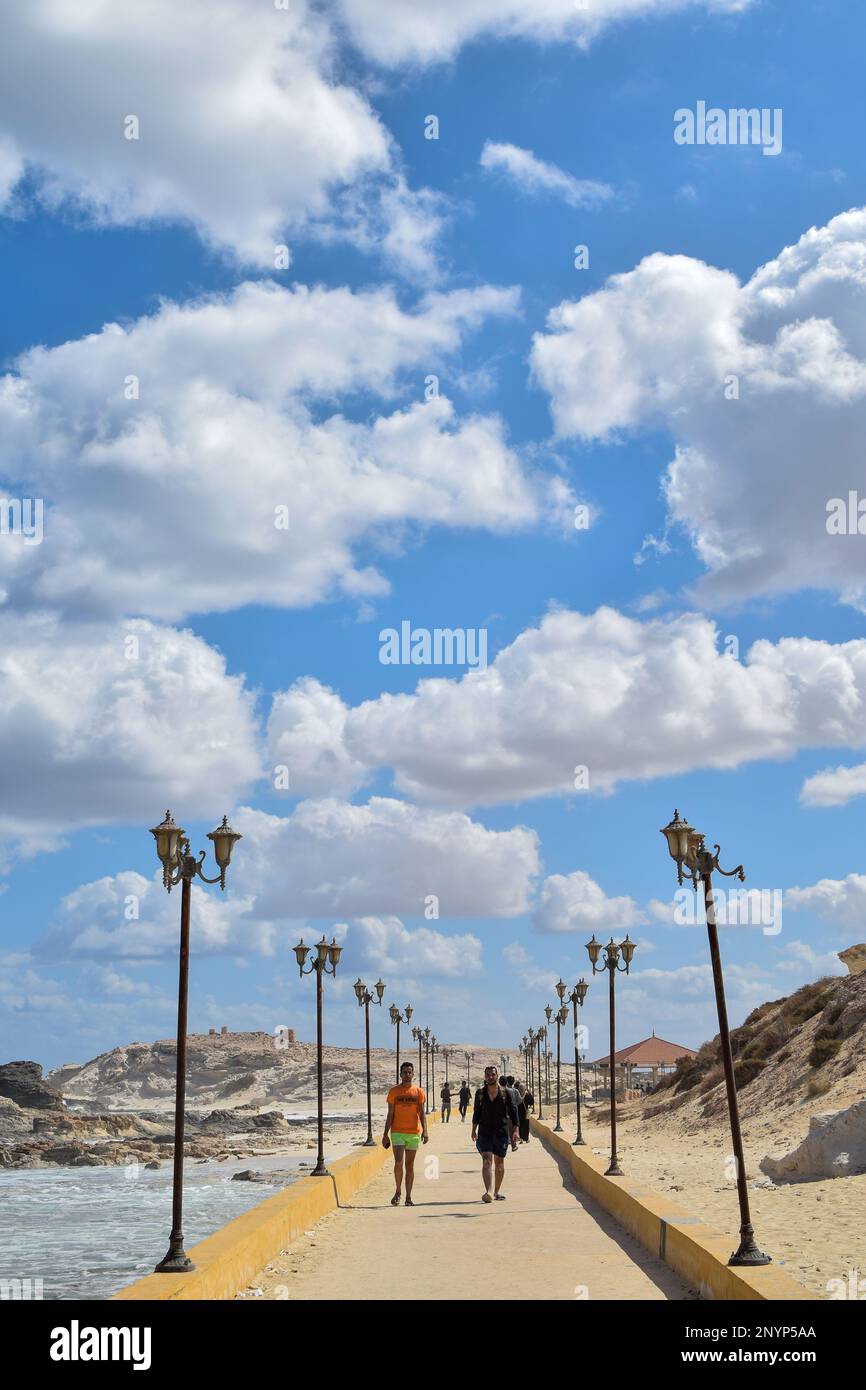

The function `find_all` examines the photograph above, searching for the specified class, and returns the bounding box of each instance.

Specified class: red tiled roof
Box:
[591,1033,697,1066]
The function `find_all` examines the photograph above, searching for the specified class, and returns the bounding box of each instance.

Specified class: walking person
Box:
[382,1060,428,1207]
[516,1079,533,1144]
[440,1081,452,1123]
[471,1063,519,1203]
[458,1079,472,1122]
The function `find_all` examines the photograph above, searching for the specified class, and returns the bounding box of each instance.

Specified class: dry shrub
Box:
[805,1075,832,1098]
[782,979,836,1027]
[809,1036,842,1069]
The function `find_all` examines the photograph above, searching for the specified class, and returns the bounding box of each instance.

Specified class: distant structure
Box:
[591,1031,698,1093]
[208,1028,216,1035]
[220,1025,228,1034]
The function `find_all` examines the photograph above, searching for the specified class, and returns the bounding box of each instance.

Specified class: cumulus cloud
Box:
[0,613,259,842]
[36,870,266,960]
[268,607,866,807]
[0,0,439,271]
[0,279,539,622]
[530,208,866,607]
[800,760,866,807]
[338,0,751,66]
[532,871,642,934]
[268,678,370,799]
[785,873,866,932]
[351,915,483,977]
[231,798,539,920]
[480,142,614,208]
[34,797,537,962]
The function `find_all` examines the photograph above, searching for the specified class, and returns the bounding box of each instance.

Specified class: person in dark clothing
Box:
[458,1081,472,1122]
[516,1081,533,1144]
[440,1082,452,1122]
[471,1063,519,1203]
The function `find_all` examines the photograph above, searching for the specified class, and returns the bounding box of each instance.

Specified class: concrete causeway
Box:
[242,1114,694,1301]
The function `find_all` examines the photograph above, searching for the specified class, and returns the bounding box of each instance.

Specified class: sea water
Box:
[0,1150,324,1301]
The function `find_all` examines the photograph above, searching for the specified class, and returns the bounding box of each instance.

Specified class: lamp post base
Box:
[362,1136,376,1147]
[572,1135,586,1147]
[311,1162,332,1177]
[553,1122,563,1132]
[605,1160,624,1177]
[729,1231,772,1267]
[155,1248,194,1274]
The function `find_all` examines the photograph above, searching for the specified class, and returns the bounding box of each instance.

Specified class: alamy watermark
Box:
[379,621,487,670]
[0,497,43,545]
[673,882,782,937]
[0,1276,43,1299]
[674,102,783,157]
[826,491,866,535]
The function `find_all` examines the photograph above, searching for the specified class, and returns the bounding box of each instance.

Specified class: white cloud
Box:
[0,0,438,270]
[273,606,866,807]
[773,939,846,976]
[38,870,266,960]
[351,915,483,977]
[532,870,642,934]
[35,797,537,962]
[480,142,614,208]
[268,678,370,799]
[801,759,866,807]
[0,280,538,622]
[232,797,539,920]
[0,613,259,842]
[338,0,751,66]
[530,208,866,607]
[785,873,866,932]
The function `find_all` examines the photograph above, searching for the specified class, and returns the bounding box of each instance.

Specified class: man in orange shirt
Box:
[382,1060,428,1206]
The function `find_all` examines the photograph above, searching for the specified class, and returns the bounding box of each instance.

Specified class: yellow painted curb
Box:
[530,1118,817,1302]
[113,1111,438,1301]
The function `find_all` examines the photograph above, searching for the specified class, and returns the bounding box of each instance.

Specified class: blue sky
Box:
[1,0,865,1072]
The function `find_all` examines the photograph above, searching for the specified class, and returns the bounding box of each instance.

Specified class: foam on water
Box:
[0,1150,333,1301]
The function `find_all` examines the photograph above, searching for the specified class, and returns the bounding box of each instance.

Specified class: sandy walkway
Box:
[242,1117,695,1301]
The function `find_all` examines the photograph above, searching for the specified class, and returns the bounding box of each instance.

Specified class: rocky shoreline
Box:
[0,1060,367,1170]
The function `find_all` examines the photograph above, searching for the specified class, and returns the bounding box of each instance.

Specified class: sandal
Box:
[391,1193,401,1206]
[481,1192,493,1203]
[494,1193,506,1201]
[404,1197,414,1207]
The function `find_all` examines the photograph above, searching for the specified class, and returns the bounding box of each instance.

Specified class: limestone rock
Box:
[838,944,866,976]
[760,1097,866,1181]
[0,1061,64,1110]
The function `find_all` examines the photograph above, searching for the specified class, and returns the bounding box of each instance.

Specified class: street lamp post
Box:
[586,934,635,1177]
[463,1050,474,1092]
[389,1003,413,1083]
[526,1031,534,1094]
[430,1037,438,1113]
[354,977,385,1146]
[660,811,771,1267]
[423,1028,431,1110]
[545,1035,552,1104]
[535,1028,544,1120]
[149,811,242,1273]
[294,934,342,1177]
[569,978,589,1146]
[412,1025,423,1085]
[442,1047,452,1087]
[549,988,570,1133]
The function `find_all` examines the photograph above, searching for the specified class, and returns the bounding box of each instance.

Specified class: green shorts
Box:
[391,1131,422,1150]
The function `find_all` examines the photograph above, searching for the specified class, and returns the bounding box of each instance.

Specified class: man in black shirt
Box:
[471,1063,519,1203]
[458,1080,472,1122]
